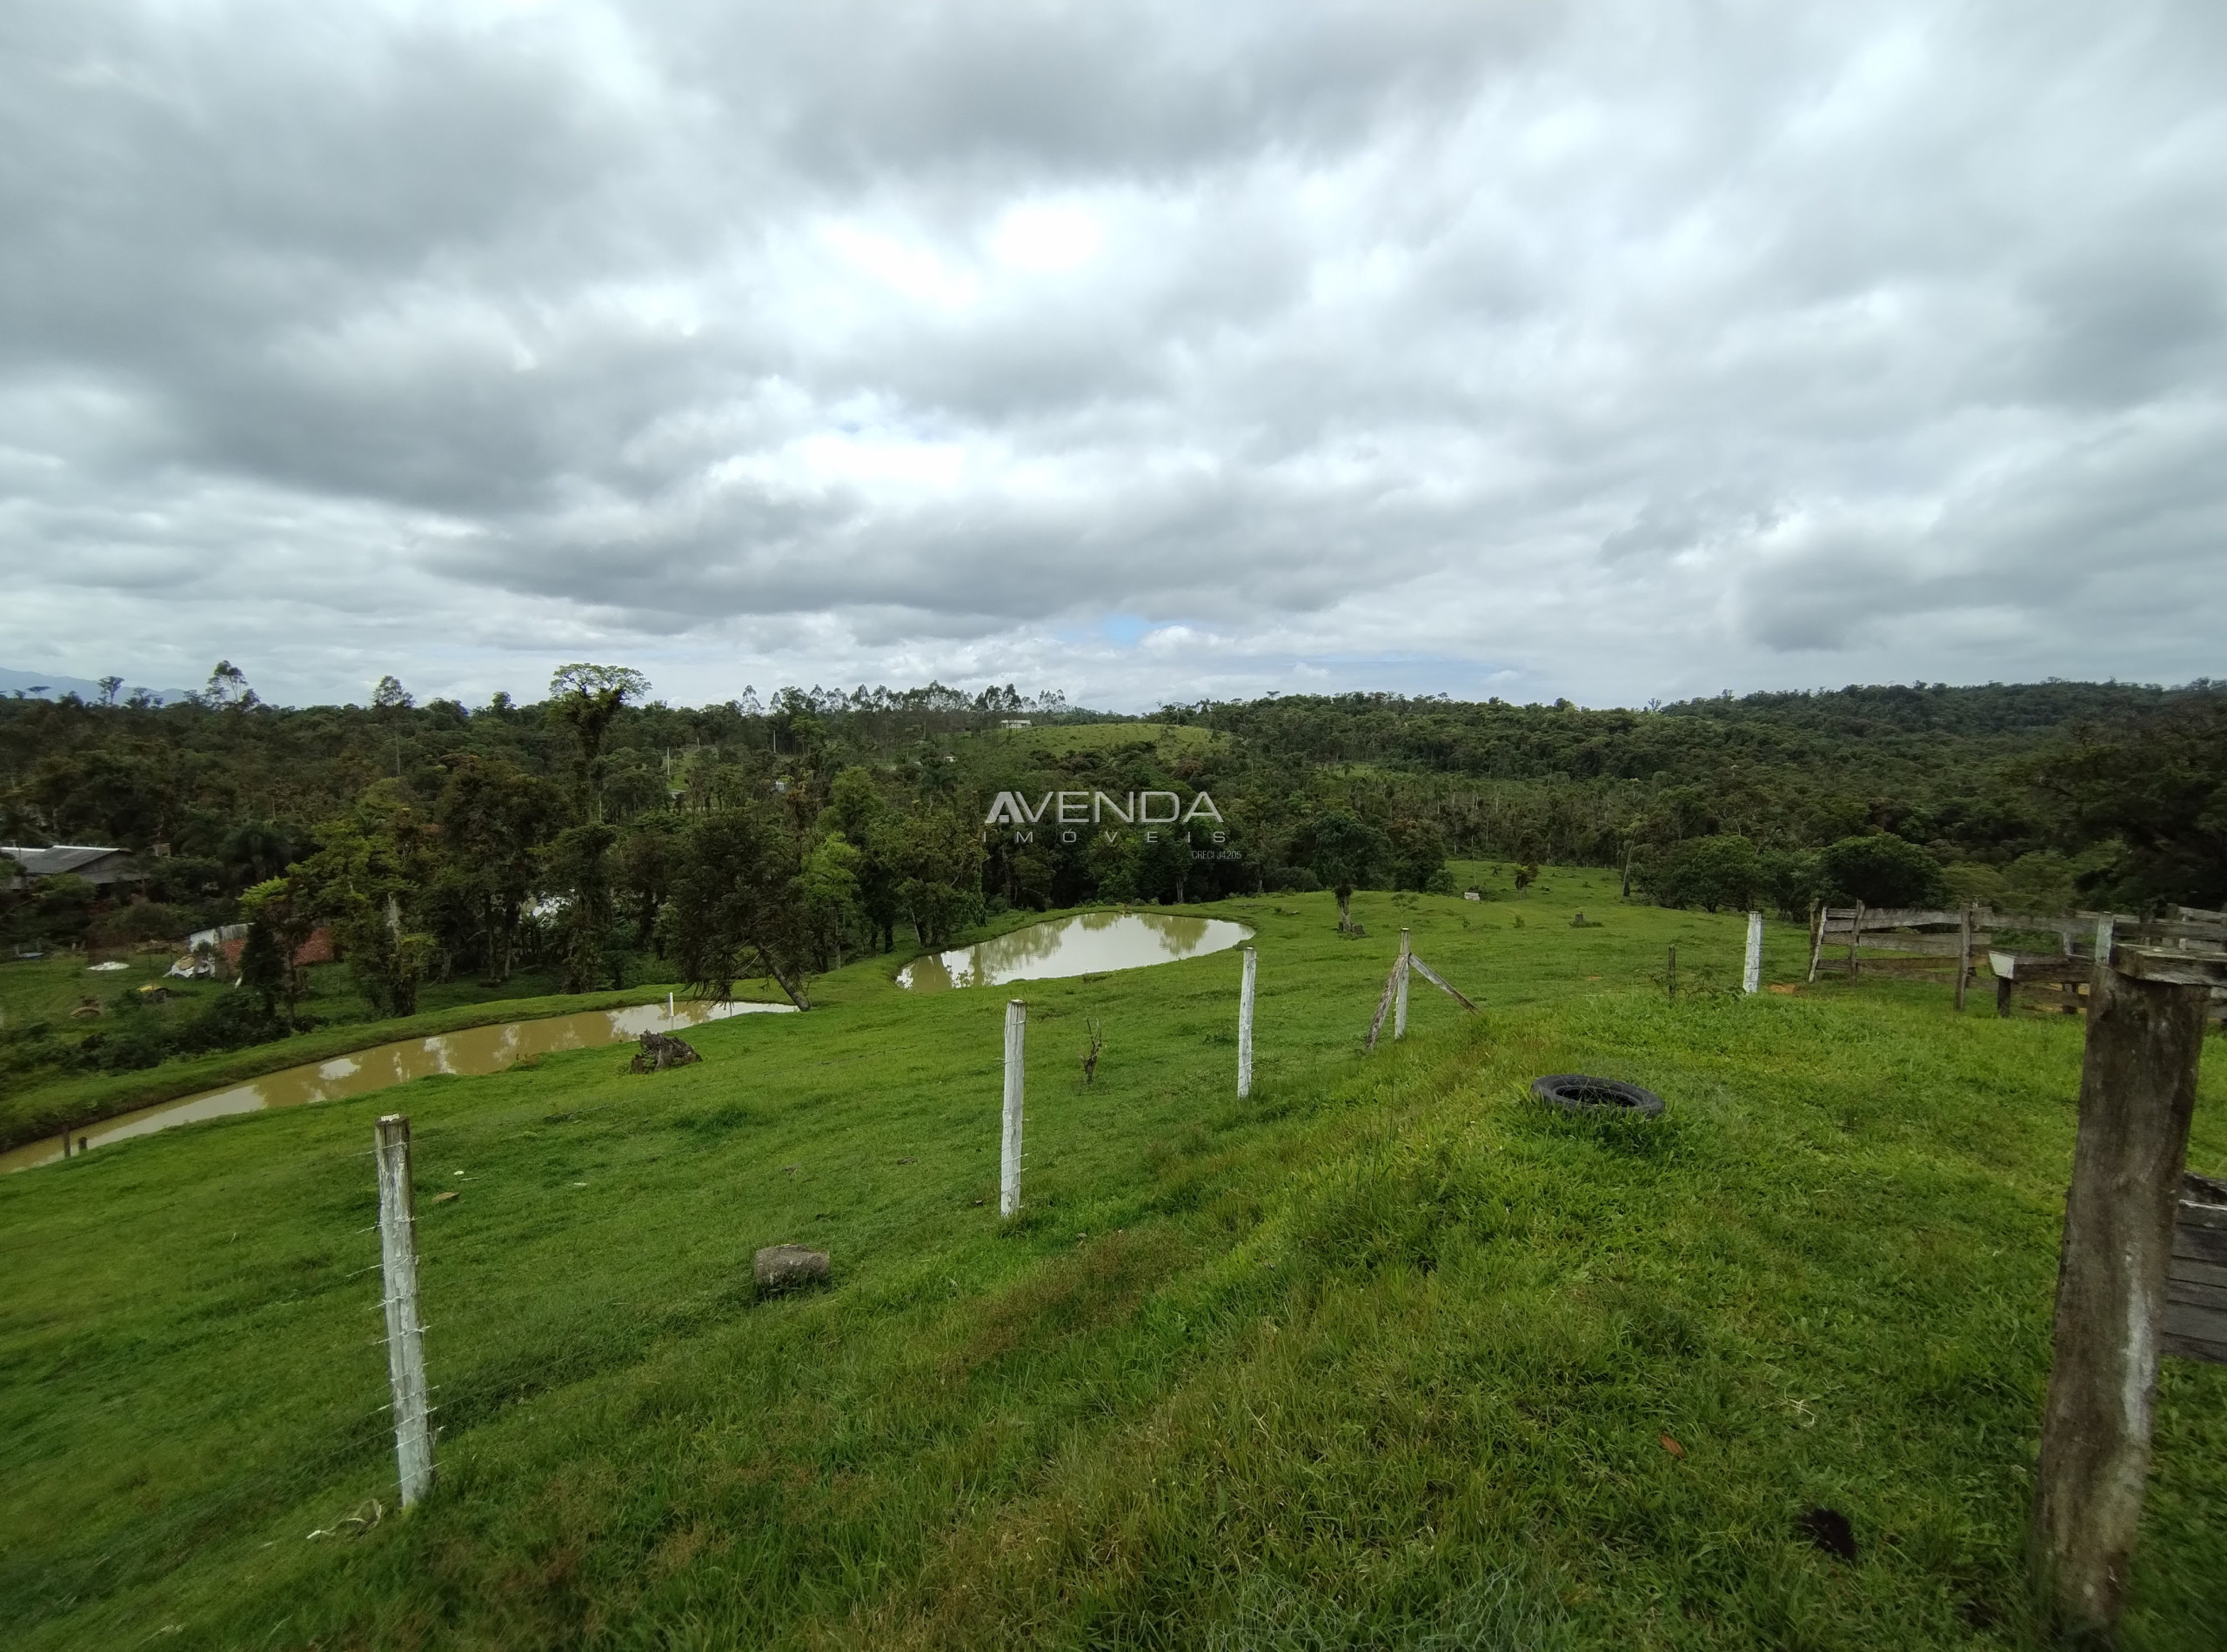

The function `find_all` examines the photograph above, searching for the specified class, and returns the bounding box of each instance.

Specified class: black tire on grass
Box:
[1530,1074,1664,1117]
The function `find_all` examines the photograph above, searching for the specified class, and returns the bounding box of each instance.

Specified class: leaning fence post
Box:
[2029,959,2208,1634]
[1237,947,1257,1098]
[1000,1000,1026,1218]
[1394,928,1412,1040]
[373,1114,434,1508]
[1742,912,1763,994]
[1847,900,1865,980]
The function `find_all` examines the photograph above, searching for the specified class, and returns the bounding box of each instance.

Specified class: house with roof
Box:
[1,845,140,889]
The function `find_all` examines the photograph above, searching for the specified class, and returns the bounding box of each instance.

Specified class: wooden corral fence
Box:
[1807,903,2227,1020]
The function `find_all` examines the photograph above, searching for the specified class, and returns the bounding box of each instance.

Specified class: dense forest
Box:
[3,663,2223,1075]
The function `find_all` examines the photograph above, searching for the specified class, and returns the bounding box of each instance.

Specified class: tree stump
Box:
[631,1030,700,1072]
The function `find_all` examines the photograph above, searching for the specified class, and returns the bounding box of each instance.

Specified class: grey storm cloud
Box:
[1,0,2224,709]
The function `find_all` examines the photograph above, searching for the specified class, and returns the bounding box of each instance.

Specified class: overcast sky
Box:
[2,1,2222,712]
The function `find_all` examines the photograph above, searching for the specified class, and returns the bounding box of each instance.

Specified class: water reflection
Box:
[3,997,793,1174]
[898,911,1252,992]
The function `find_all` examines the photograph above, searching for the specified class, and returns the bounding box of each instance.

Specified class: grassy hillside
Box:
[3,872,2222,1649]
[982,720,1222,759]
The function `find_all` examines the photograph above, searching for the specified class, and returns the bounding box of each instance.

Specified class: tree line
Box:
[5,668,2223,1047]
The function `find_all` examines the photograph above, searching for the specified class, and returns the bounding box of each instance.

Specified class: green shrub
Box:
[1639,834,1761,911]
[1818,833,1946,908]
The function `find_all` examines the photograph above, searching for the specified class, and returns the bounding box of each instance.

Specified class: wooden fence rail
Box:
[1806,904,2227,1020]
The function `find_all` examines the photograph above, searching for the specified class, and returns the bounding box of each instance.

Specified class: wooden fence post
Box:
[1806,904,1826,984]
[1743,912,1763,994]
[373,1114,435,1508]
[2029,963,2207,1634]
[1848,900,1865,980]
[1955,904,1973,1012]
[1000,1000,1026,1218]
[1366,949,1402,1051]
[1237,947,1257,1098]
[1394,928,1412,1040]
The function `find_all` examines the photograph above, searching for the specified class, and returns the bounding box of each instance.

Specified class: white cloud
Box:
[1,0,2223,709]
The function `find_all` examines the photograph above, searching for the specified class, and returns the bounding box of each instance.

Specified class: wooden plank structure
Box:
[2165,1170,2227,1365]
[1808,902,2227,1020]
[1809,902,1972,993]
[2029,921,2227,1635]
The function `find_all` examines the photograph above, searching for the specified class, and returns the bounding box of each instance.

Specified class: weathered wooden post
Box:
[1955,904,1973,1012]
[2029,957,2209,1634]
[1237,947,1257,1099]
[1806,901,1823,983]
[1742,912,1762,994]
[372,1114,435,1508]
[1394,928,1412,1040]
[1847,900,1865,980]
[1000,1000,1026,1218]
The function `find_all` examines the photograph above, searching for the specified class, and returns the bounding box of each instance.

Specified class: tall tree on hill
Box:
[889,806,985,947]
[1387,815,1454,893]
[548,822,619,993]
[659,806,815,1008]
[1298,810,1391,933]
[819,768,906,952]
[238,874,315,1028]
[434,755,558,983]
[612,813,685,951]
[199,659,257,711]
[295,786,438,1016]
[548,663,651,821]
[799,832,864,969]
[548,664,649,990]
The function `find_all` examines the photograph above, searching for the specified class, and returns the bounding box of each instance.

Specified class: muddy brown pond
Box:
[3,997,794,1174]
[897,911,1253,992]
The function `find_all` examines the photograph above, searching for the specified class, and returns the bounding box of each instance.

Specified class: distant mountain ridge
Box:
[0,666,192,706]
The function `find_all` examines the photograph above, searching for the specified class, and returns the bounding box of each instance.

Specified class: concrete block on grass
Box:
[753,1244,830,1297]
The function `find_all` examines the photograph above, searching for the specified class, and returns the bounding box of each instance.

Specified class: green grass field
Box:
[978,720,1221,759]
[3,871,2222,1649]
